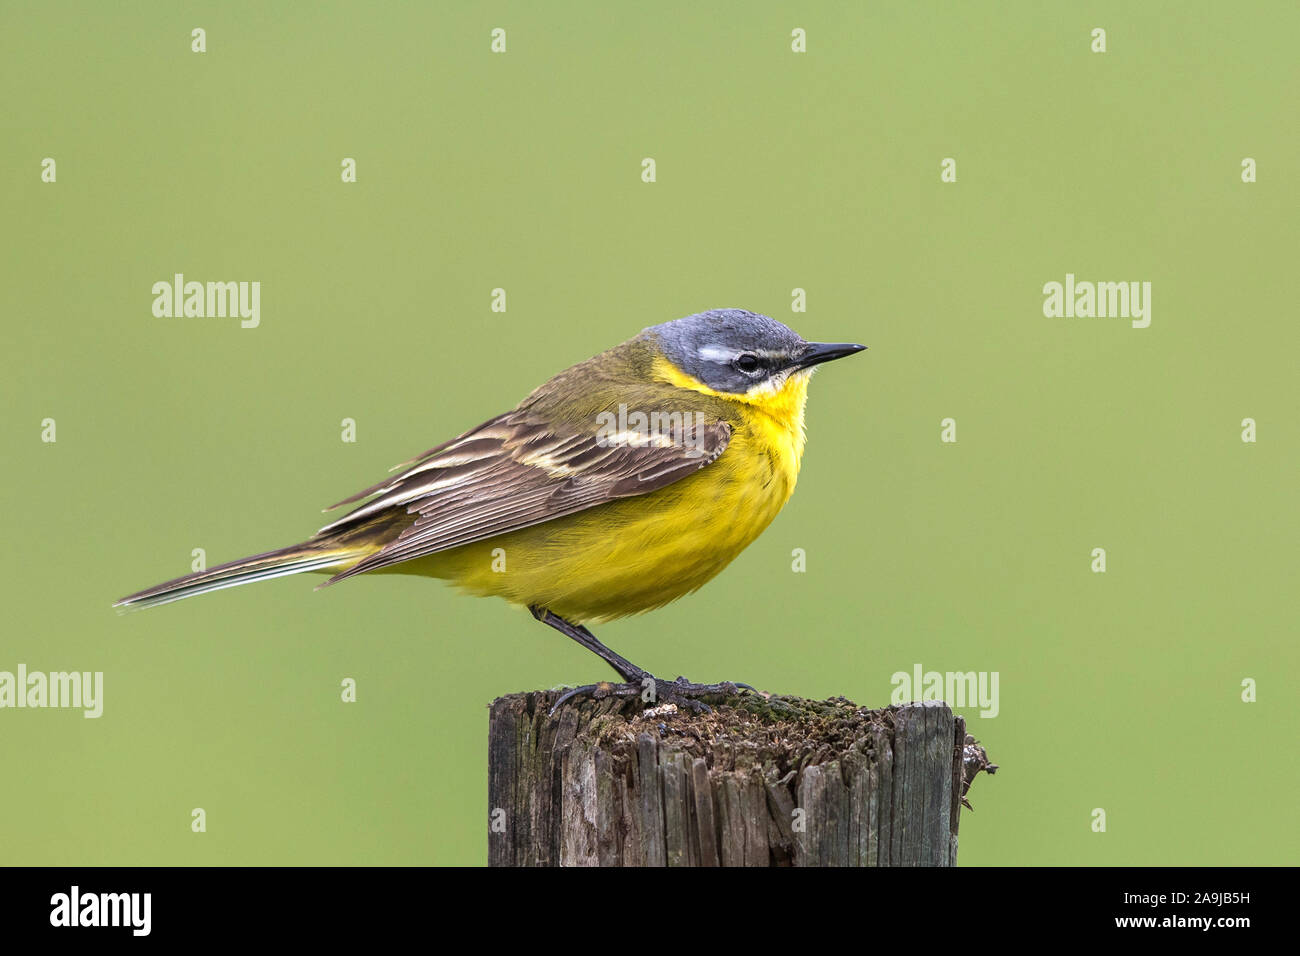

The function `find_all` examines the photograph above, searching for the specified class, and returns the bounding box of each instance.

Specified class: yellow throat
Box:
[650,353,812,482]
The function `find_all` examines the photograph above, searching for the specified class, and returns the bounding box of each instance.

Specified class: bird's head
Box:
[644,308,865,403]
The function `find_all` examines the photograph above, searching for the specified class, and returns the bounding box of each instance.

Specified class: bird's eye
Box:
[736,353,760,373]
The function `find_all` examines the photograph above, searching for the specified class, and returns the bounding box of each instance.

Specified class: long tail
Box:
[113,540,367,611]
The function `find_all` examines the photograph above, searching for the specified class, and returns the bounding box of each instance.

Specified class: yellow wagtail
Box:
[116,309,864,708]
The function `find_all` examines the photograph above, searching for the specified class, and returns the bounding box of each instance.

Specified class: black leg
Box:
[529,606,648,682]
[529,605,753,715]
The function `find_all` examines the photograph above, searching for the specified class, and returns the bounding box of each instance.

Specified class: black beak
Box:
[791,341,867,371]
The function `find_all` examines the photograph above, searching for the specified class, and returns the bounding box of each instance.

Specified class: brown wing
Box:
[317,408,732,583]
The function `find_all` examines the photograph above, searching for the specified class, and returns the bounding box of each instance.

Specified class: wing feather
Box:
[318,408,732,584]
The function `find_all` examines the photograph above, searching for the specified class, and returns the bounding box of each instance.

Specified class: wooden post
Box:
[488,690,995,866]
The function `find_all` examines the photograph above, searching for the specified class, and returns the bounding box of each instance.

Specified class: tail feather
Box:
[113,542,364,611]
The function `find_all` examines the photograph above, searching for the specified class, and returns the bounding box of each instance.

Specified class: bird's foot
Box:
[550,675,753,716]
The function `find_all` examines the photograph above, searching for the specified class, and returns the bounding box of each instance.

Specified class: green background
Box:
[2,1,1296,866]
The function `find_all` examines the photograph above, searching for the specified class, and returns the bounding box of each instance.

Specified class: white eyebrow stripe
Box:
[697,345,739,363]
[697,345,795,363]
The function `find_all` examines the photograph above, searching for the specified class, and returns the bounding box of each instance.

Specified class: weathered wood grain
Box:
[488,690,989,867]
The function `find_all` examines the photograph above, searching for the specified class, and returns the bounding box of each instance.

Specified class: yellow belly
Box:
[388,423,800,623]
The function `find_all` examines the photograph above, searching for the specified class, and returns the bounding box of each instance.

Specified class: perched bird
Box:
[116,309,864,708]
